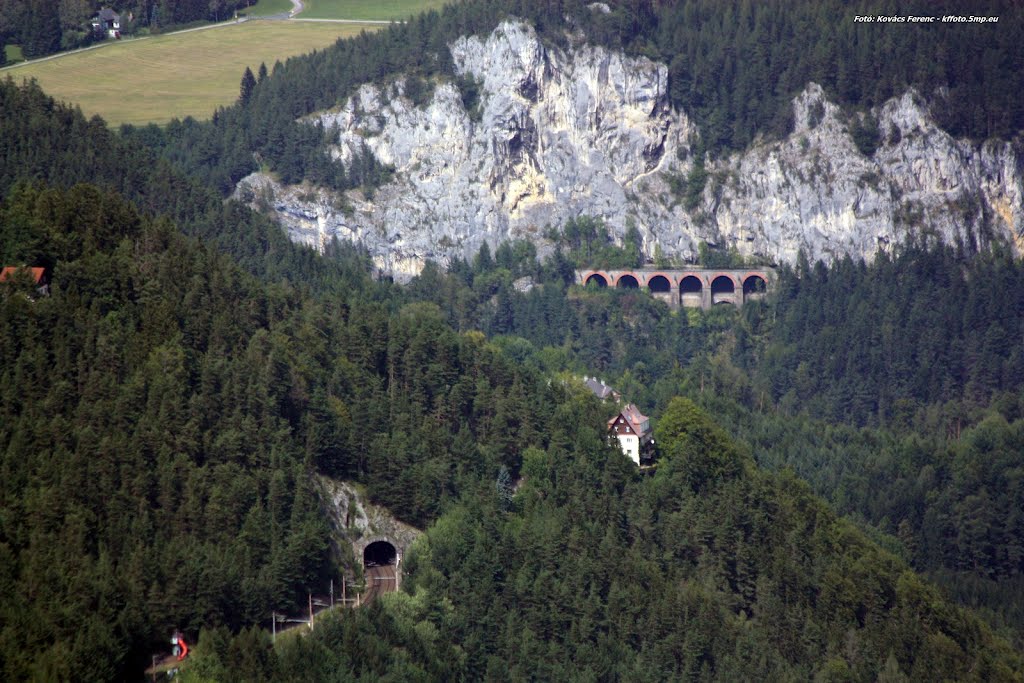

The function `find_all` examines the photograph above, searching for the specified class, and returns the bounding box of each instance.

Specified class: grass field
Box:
[3,45,24,64]
[240,0,295,16]
[302,0,451,21]
[0,21,373,126]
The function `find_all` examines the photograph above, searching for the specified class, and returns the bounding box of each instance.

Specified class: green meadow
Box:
[240,0,296,16]
[301,0,451,21]
[1,22,372,126]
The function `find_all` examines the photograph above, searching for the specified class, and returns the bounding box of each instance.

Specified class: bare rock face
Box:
[713,84,1024,264]
[234,21,1023,277]
[315,477,422,567]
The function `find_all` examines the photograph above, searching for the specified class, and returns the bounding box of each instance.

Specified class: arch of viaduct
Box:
[576,268,776,310]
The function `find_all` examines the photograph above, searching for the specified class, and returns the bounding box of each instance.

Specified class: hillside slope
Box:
[172,397,1024,681]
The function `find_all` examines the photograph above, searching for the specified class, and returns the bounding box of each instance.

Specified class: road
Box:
[362,565,397,604]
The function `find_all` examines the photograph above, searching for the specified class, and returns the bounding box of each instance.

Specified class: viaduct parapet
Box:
[575,267,776,310]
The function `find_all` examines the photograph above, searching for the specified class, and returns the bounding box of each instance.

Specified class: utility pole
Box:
[272,611,276,643]
[342,575,346,606]
[330,579,334,608]
[309,593,314,631]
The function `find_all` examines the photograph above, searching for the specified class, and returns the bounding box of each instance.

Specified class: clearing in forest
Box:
[1,21,373,126]
[300,0,451,21]
[240,0,296,16]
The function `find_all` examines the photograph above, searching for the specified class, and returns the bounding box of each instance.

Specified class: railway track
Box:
[361,564,397,604]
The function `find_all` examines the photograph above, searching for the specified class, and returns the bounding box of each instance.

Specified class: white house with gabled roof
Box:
[607,403,654,466]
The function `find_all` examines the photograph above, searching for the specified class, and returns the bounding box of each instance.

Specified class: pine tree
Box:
[239,66,256,105]
[23,0,62,57]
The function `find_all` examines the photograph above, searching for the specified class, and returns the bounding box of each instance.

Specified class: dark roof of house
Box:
[583,376,617,400]
[98,8,120,22]
[607,403,652,437]
[0,266,46,284]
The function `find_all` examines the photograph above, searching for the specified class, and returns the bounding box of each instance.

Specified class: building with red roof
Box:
[0,266,49,296]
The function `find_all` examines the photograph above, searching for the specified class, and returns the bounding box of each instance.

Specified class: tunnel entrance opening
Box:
[648,275,671,293]
[710,276,736,305]
[616,274,639,289]
[364,541,397,567]
[585,274,608,288]
[680,276,703,307]
[743,275,767,300]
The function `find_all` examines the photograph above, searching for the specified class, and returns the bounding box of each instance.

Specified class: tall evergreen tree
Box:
[239,66,256,105]
[23,0,62,57]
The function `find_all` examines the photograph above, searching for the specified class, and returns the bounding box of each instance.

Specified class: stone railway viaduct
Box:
[576,267,776,309]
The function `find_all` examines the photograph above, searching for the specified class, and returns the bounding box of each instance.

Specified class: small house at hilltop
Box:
[0,266,49,297]
[608,404,654,466]
[92,9,122,38]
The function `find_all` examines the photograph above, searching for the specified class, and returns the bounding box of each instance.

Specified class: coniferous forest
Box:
[3,0,1024,680]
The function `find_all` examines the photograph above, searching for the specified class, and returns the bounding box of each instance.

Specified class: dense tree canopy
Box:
[396,234,1024,648]
[0,81,559,678]
[173,396,1023,681]
[0,177,563,679]
[0,183,333,679]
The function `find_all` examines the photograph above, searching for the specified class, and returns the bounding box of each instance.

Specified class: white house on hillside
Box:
[607,404,654,466]
[91,8,122,38]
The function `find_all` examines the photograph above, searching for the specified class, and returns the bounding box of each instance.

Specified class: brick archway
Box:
[615,273,640,288]
[710,274,738,306]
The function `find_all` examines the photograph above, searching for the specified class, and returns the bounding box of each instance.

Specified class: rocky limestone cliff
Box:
[315,477,421,571]
[234,20,1023,277]
[712,84,1024,264]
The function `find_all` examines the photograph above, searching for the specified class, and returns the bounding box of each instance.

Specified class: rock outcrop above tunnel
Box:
[315,477,421,569]
[234,20,1024,277]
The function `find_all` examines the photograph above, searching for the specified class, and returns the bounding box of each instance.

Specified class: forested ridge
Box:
[0,79,560,679]
[0,184,334,679]
[172,398,1024,681]
[119,0,1024,197]
[395,233,1024,648]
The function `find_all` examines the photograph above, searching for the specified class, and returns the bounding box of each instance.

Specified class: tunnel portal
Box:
[364,540,398,567]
